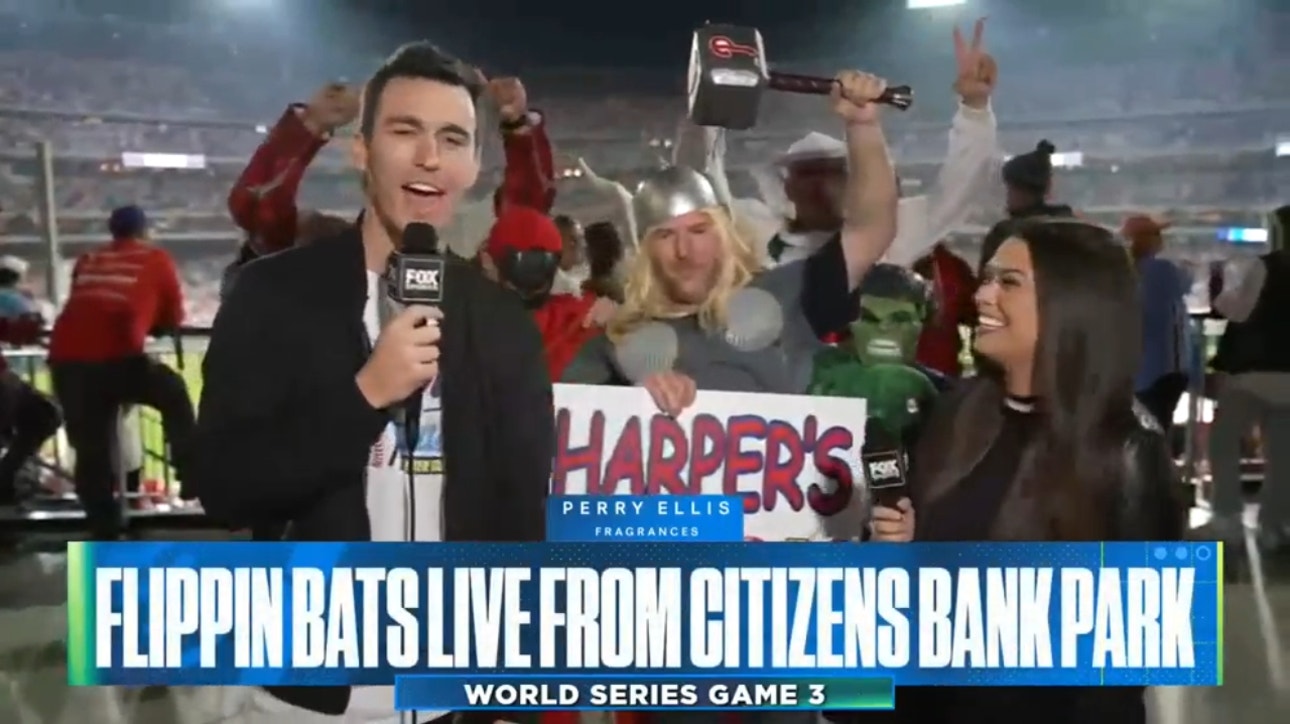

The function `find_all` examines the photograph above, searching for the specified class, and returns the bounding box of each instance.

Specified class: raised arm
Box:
[927,20,1002,238]
[227,83,356,255]
[489,77,557,213]
[836,72,899,290]
[889,20,1001,266]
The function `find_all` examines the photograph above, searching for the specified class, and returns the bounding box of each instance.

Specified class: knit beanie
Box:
[1002,140,1056,194]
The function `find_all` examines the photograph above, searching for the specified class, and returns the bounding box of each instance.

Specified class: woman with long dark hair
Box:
[870,219,1187,722]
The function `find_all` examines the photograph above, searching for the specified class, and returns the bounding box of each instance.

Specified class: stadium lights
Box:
[121,152,207,170]
[1001,151,1082,169]
[1218,227,1268,243]
[1051,151,1083,169]
[907,0,966,9]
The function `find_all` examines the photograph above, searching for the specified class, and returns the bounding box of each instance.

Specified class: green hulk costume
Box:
[809,264,945,445]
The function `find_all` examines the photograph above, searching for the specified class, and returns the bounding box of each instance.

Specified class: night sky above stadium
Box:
[338,0,893,68]
[52,0,1275,81]
[275,0,1190,72]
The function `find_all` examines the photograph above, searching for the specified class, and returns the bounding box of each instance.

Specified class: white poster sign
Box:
[551,384,869,542]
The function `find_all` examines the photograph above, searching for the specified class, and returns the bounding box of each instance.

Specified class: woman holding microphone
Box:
[870,218,1188,723]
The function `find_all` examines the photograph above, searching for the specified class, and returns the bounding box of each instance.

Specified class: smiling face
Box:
[974,237,1039,370]
[351,76,480,243]
[644,209,725,306]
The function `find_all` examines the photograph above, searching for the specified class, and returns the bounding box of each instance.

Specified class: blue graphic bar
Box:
[545,494,744,542]
[72,541,1222,688]
[396,674,897,710]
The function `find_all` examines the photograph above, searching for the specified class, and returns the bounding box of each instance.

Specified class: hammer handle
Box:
[767,72,914,111]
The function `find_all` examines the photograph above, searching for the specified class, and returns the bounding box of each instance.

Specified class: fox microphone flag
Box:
[384,221,444,441]
[861,418,906,508]
[69,539,1221,710]
[388,222,444,305]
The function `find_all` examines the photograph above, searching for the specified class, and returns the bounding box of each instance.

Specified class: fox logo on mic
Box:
[404,267,440,292]
[863,452,904,489]
[391,258,445,304]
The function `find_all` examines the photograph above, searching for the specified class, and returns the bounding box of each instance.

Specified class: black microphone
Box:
[386,222,445,306]
[861,418,907,509]
[384,223,445,445]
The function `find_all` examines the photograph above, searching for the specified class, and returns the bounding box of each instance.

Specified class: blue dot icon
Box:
[1175,546,1188,560]
[1153,546,1168,560]
[1195,546,1212,561]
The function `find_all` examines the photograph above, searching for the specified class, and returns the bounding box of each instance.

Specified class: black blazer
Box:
[191,225,553,717]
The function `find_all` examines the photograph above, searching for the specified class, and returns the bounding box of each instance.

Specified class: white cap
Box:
[0,255,29,277]
[776,132,847,167]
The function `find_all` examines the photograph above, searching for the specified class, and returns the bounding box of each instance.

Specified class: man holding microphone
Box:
[192,41,552,724]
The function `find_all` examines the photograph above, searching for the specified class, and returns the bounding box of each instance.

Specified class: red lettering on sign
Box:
[763,421,806,511]
[808,423,858,516]
[552,408,604,494]
[647,415,690,495]
[552,407,856,516]
[602,416,644,495]
[723,415,767,513]
[688,413,725,490]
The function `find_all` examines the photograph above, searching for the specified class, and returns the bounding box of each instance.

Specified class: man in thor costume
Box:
[558,71,899,724]
[562,66,897,518]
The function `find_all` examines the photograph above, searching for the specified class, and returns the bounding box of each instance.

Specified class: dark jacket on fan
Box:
[190,225,554,718]
[1212,250,1290,374]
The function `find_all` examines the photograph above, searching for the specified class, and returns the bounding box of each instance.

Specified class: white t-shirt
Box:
[349,270,446,721]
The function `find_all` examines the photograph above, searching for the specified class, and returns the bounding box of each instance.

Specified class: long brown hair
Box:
[913,220,1141,540]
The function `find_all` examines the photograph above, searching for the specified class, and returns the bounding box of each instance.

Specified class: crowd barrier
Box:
[1178,313,1266,515]
[0,318,1237,536]
[0,326,212,533]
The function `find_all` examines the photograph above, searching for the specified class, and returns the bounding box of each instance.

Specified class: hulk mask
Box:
[850,296,923,365]
[848,264,932,366]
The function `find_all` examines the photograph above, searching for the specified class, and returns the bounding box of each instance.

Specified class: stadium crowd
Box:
[0,40,1283,327]
[0,4,1286,721]
[0,3,1279,504]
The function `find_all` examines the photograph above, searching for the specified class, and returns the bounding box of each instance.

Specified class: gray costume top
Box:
[564,235,853,395]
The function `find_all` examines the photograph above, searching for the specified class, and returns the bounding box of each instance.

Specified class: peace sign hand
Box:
[952,18,996,109]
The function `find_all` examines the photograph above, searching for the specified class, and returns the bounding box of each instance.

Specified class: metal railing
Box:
[0,320,1233,532]
[0,326,212,531]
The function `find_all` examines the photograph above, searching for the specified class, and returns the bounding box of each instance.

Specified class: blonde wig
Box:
[607,205,764,342]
